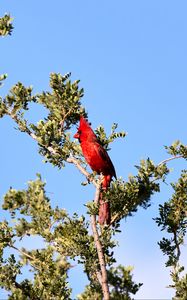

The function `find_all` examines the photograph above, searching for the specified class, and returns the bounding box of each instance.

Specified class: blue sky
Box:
[0,1,187,298]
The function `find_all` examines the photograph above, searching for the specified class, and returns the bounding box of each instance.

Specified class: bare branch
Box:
[158,155,184,166]
[67,156,98,187]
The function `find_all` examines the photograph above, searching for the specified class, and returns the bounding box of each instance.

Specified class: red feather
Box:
[74,116,116,225]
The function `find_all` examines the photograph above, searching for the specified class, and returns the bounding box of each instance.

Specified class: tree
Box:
[0,14,187,299]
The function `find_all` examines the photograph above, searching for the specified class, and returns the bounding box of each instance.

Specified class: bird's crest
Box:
[74,116,97,141]
[79,116,92,131]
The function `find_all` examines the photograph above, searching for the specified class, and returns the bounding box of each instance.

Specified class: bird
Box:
[74,116,116,225]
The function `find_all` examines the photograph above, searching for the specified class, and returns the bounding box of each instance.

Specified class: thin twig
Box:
[109,207,129,226]
[10,244,35,260]
[110,213,120,226]
[8,244,41,271]
[67,156,98,187]
[158,155,184,166]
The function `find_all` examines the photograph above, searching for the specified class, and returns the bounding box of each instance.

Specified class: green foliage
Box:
[0,175,143,299]
[78,265,142,300]
[32,72,85,167]
[0,81,35,122]
[0,254,23,295]
[155,169,187,298]
[0,74,8,117]
[6,82,34,113]
[0,72,85,167]
[37,72,85,130]
[0,14,13,36]
[0,250,71,300]
[108,265,143,299]
[84,155,170,228]
[0,73,8,88]
[3,175,66,238]
[98,158,169,224]
[165,140,187,159]
[172,273,187,300]
[0,176,72,299]
[95,123,126,150]
[54,213,100,283]
[0,221,14,251]
[77,282,102,300]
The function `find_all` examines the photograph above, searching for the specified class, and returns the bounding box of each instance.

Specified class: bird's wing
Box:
[93,143,117,178]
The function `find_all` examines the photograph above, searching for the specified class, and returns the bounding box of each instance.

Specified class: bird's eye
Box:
[78,130,82,134]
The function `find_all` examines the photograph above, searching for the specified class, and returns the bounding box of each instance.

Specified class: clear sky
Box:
[0,1,187,299]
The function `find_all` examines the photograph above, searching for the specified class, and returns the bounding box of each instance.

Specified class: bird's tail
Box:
[98,175,111,225]
[98,196,111,225]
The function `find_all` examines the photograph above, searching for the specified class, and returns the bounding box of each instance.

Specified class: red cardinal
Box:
[74,116,116,225]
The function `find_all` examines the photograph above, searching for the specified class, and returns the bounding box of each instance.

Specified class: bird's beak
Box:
[74,132,79,139]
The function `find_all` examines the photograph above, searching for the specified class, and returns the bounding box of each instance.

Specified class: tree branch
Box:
[90,183,110,300]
